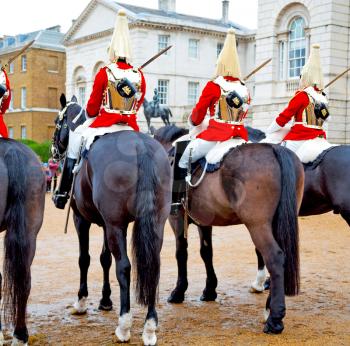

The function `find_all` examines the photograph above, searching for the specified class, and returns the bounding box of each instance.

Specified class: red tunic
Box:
[0,69,11,138]
[86,61,146,131]
[276,88,326,141]
[191,77,248,142]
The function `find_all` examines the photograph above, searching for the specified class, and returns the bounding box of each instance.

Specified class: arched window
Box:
[72,66,87,106]
[288,17,306,78]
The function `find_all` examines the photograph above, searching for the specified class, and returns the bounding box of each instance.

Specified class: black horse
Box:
[143,98,173,132]
[246,126,350,291]
[52,94,171,345]
[154,125,304,334]
[0,139,45,344]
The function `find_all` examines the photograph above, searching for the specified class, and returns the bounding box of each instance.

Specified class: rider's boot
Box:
[52,157,76,209]
[170,141,189,216]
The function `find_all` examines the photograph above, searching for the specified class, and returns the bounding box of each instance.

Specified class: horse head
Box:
[51,94,86,161]
[153,125,188,153]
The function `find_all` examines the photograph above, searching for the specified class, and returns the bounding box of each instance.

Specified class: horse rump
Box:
[271,145,300,296]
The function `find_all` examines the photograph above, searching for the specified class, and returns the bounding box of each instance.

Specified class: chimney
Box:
[159,0,176,12]
[222,0,229,23]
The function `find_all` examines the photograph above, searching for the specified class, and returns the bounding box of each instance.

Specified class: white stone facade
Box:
[64,0,255,130]
[253,0,350,143]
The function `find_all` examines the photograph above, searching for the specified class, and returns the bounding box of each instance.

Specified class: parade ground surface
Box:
[2,195,350,345]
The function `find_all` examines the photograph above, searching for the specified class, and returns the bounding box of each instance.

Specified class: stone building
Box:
[253,0,350,143]
[0,26,65,142]
[63,0,256,129]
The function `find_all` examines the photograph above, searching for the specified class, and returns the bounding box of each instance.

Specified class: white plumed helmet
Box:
[215,28,241,79]
[300,44,324,89]
[108,9,132,63]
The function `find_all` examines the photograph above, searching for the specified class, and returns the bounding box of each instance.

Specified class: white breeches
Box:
[67,120,93,159]
[179,139,217,169]
[282,140,307,153]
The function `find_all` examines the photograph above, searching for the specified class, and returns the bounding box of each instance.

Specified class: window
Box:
[188,39,199,59]
[8,127,14,139]
[288,17,306,78]
[9,62,14,74]
[158,35,170,54]
[188,82,199,105]
[48,56,59,72]
[157,80,169,105]
[279,41,285,80]
[21,126,26,139]
[21,55,27,71]
[21,87,26,109]
[217,42,224,57]
[78,86,86,106]
[9,89,14,109]
[48,87,58,109]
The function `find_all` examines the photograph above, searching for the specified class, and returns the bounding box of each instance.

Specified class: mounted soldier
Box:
[171,28,251,214]
[53,9,146,209]
[265,44,330,157]
[0,67,12,138]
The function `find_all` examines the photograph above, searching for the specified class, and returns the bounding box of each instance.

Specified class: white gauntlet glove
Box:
[266,119,283,134]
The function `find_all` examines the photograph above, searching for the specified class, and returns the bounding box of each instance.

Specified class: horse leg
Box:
[250,248,268,293]
[248,224,286,334]
[105,225,132,343]
[167,215,188,303]
[98,228,113,311]
[72,212,91,315]
[198,226,218,301]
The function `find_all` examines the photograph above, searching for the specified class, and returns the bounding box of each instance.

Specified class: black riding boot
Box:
[52,157,76,209]
[170,141,189,216]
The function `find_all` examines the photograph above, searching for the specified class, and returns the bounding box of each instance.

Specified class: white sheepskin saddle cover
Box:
[296,138,337,164]
[205,138,247,165]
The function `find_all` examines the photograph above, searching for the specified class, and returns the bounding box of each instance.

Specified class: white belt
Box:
[102,107,136,115]
[213,118,243,125]
[294,122,323,130]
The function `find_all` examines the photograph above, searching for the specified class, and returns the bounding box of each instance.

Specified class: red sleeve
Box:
[0,69,11,114]
[190,81,220,126]
[276,91,309,127]
[136,69,146,111]
[86,68,108,117]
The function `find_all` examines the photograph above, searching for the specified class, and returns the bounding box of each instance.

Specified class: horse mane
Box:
[154,125,188,144]
[246,126,266,143]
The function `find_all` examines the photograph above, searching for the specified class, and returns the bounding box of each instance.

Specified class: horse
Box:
[246,126,350,292]
[0,138,45,344]
[153,125,305,334]
[142,98,173,132]
[51,94,171,345]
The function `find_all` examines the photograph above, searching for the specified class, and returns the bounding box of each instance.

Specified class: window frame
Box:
[21,55,27,72]
[9,62,14,74]
[188,39,200,59]
[21,87,26,109]
[157,79,169,105]
[158,35,170,54]
[187,81,199,105]
[20,125,27,139]
[288,17,306,79]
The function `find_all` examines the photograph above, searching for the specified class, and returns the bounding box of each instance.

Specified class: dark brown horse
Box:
[0,139,45,344]
[52,95,171,345]
[247,126,350,292]
[154,125,304,334]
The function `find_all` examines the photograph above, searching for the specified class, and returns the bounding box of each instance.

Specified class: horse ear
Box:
[60,93,67,109]
[71,95,78,103]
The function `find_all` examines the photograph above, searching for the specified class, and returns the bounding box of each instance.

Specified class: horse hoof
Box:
[115,312,132,343]
[11,337,28,346]
[142,318,157,346]
[167,289,185,304]
[98,298,113,311]
[71,297,88,315]
[200,289,217,301]
[249,284,264,293]
[263,316,284,334]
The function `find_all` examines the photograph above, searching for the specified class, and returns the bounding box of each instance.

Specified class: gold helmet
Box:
[108,9,132,63]
[215,28,241,79]
[300,44,324,89]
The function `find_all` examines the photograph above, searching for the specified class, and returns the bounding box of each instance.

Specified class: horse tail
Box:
[3,147,30,324]
[132,141,161,306]
[271,145,300,296]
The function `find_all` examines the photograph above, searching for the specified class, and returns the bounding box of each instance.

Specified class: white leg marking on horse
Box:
[263,308,270,323]
[142,318,157,346]
[72,296,88,314]
[115,312,132,342]
[250,268,266,293]
[11,336,28,345]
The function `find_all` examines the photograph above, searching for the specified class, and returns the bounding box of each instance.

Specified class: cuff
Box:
[266,119,283,134]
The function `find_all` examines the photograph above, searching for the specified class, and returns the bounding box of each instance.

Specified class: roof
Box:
[0,26,65,55]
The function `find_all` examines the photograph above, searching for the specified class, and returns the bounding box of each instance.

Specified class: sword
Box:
[324,66,350,89]
[139,45,172,70]
[243,58,272,81]
[0,40,35,70]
